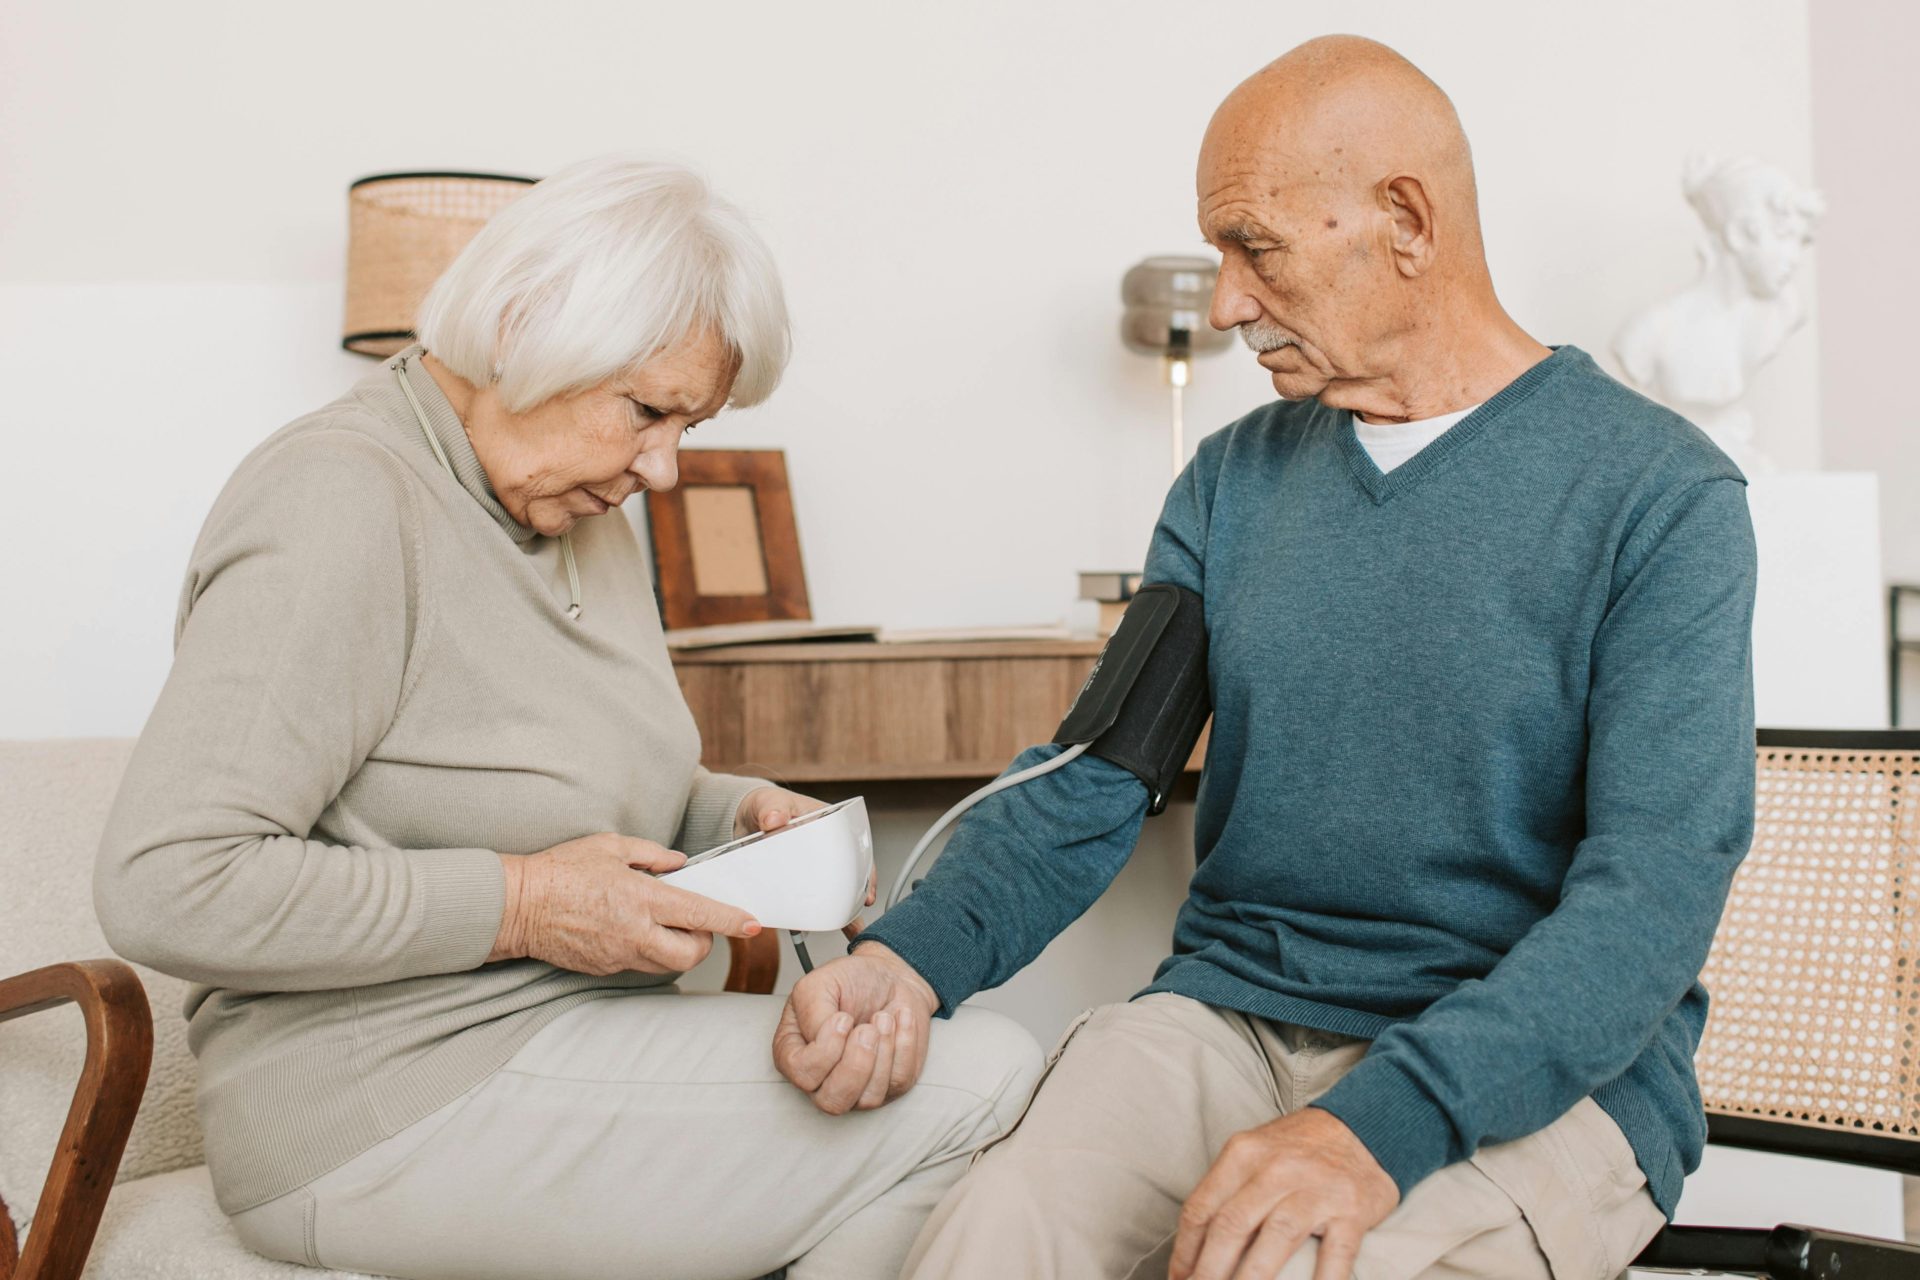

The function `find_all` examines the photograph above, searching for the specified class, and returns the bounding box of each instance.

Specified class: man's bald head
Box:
[1203,36,1480,247]
[1198,36,1511,414]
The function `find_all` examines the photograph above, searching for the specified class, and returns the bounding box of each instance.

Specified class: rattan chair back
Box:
[1693,733,1920,1154]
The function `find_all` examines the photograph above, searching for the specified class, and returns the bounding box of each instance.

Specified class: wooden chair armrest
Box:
[0,960,152,1280]
[724,933,781,995]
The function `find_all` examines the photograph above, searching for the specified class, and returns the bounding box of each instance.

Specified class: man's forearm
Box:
[857,744,1150,1014]
[1311,831,1743,1198]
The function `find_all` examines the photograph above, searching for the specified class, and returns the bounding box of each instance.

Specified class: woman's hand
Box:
[734,787,879,931]
[489,834,761,975]
[733,785,829,838]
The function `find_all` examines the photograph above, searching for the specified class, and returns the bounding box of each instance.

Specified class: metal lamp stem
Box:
[1167,355,1192,477]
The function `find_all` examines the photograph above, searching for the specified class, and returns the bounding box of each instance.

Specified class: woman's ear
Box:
[1380,174,1437,278]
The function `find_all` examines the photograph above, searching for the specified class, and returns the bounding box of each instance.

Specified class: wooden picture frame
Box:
[647,449,811,630]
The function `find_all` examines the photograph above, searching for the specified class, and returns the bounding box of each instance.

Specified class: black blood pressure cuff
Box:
[1052,583,1210,815]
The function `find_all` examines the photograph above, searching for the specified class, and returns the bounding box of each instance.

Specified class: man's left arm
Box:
[1309,475,1757,1197]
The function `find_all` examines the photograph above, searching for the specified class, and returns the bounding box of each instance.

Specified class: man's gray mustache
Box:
[1240,323,1298,353]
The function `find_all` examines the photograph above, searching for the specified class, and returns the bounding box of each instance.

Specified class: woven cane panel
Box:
[1695,746,1920,1145]
[343,175,533,355]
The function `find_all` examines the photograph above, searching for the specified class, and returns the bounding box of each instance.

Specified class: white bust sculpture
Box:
[1613,154,1824,472]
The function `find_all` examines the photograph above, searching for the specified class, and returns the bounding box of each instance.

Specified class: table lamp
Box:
[1120,255,1234,475]
[342,170,537,357]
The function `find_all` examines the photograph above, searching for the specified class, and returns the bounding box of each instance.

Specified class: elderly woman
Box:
[95,155,1042,1280]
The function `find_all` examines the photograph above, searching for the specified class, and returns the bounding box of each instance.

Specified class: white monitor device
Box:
[659,797,873,932]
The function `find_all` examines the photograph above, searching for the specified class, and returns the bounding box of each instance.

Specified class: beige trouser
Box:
[904,993,1667,1280]
[227,991,1043,1280]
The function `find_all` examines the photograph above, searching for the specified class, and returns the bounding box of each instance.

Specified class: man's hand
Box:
[772,942,940,1115]
[1170,1108,1399,1280]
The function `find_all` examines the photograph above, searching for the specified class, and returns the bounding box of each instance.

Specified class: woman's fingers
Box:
[648,882,761,938]
[615,836,685,873]
[639,924,714,973]
[736,786,830,837]
[841,868,880,937]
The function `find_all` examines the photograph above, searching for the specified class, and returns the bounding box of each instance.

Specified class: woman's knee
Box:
[923,1005,1045,1128]
[228,1186,318,1267]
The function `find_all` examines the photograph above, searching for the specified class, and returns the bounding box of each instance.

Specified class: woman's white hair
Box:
[416,155,789,413]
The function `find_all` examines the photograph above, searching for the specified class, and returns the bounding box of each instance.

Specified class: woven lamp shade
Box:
[342,170,537,357]
[1695,740,1920,1146]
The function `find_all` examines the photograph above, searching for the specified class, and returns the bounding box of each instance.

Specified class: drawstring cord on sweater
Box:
[395,356,582,621]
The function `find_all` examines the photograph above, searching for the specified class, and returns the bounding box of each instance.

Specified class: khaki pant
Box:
[228,991,1043,1280]
[904,993,1665,1280]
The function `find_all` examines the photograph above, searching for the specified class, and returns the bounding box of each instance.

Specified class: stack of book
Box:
[1079,570,1144,635]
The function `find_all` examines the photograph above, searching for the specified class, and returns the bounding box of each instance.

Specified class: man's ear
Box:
[1380,174,1436,278]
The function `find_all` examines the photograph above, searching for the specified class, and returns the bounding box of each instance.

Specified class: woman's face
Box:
[456,328,738,537]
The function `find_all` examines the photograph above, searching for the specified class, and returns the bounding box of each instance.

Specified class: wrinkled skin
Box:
[424,327,737,536]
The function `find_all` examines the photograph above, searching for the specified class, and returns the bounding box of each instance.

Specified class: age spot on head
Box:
[1325,218,1339,228]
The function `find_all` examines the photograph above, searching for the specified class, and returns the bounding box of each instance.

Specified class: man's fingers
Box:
[887,1000,926,1097]
[774,1005,853,1091]
[810,1021,881,1115]
[1173,1113,1394,1280]
[1226,1202,1318,1280]
[771,999,809,1085]
[1307,1224,1362,1280]
[1172,1145,1255,1278]
[855,1010,896,1109]
[649,882,761,937]
[788,971,849,1041]
[758,807,792,832]
[841,914,866,941]
[1191,1187,1300,1280]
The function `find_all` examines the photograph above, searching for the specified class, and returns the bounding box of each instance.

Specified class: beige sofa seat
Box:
[0,738,374,1278]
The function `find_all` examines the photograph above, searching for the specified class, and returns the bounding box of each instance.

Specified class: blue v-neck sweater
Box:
[860,346,1757,1216]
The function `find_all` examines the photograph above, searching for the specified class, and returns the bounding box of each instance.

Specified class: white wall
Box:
[1749,474,1888,727]
[1809,0,1920,726]
[0,0,1821,738]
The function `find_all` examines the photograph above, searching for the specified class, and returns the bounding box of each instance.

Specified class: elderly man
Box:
[774,34,1756,1280]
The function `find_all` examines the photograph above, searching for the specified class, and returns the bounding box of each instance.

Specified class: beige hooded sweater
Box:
[96,348,767,1213]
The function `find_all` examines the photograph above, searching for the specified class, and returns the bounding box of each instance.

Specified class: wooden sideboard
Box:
[671,638,1207,783]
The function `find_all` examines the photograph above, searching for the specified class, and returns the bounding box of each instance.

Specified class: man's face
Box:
[1197,126,1389,402]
